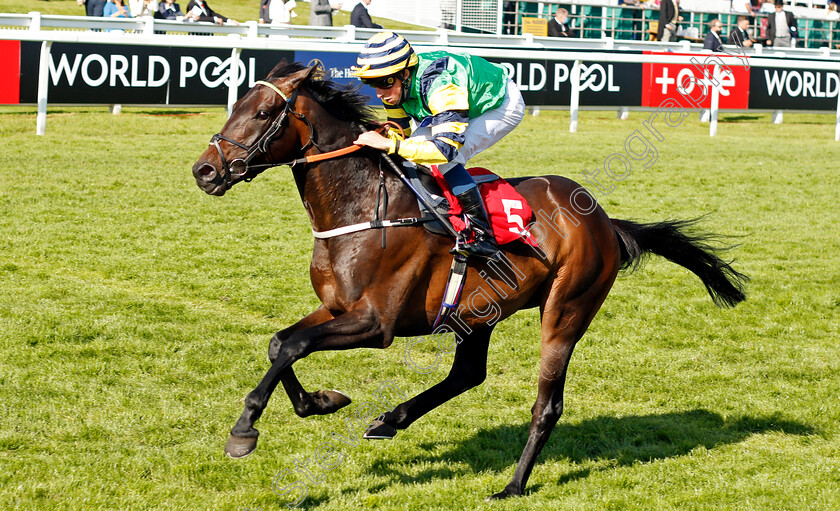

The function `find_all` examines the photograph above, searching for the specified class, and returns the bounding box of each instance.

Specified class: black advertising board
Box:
[6,40,839,112]
[748,66,840,110]
[486,57,643,107]
[17,42,362,105]
[14,43,643,108]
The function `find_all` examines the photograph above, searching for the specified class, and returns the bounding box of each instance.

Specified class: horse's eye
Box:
[256,110,271,121]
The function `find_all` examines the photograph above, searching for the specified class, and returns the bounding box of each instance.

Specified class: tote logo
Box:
[642,59,750,109]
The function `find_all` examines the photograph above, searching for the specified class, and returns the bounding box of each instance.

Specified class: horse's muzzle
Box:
[192,161,228,196]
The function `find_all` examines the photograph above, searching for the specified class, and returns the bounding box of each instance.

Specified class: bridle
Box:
[208,80,322,186]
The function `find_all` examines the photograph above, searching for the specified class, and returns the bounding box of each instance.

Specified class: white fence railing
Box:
[4,11,840,59]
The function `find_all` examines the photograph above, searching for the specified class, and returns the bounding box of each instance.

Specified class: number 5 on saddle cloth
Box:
[401,162,539,328]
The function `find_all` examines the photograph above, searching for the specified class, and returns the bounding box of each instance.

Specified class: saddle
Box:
[402,162,537,247]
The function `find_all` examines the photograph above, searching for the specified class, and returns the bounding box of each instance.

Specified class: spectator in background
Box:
[732,0,760,14]
[547,8,576,37]
[727,15,754,46]
[767,0,797,47]
[186,0,238,25]
[78,0,107,17]
[759,0,776,12]
[130,0,158,17]
[502,1,516,35]
[657,0,680,42]
[259,0,271,23]
[270,0,297,24]
[105,0,132,18]
[703,19,724,51]
[828,3,840,21]
[310,0,342,26]
[157,0,182,18]
[351,0,382,29]
[157,0,183,19]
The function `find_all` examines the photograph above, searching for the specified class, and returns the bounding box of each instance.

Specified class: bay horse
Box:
[191,61,747,500]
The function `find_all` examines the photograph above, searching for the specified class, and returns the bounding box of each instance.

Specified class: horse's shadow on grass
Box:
[370,409,816,488]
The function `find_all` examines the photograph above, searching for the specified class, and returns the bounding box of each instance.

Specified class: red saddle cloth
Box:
[429,166,538,247]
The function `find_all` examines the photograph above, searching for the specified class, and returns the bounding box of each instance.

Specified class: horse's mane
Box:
[268,61,379,129]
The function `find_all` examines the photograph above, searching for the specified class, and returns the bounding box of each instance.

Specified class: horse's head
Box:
[192,62,319,196]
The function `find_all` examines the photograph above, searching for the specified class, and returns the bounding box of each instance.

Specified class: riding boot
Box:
[453,187,501,261]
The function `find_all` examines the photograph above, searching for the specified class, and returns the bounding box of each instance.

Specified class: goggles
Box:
[361,75,399,89]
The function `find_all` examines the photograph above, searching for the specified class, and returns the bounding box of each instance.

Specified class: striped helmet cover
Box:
[352,31,420,78]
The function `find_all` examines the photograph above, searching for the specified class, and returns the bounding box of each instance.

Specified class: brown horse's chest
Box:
[309,244,373,313]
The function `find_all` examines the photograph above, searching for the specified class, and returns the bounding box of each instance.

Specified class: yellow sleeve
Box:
[388,138,449,165]
[384,105,413,137]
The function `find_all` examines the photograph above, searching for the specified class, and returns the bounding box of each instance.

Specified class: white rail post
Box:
[710,64,720,137]
[772,110,783,124]
[227,47,242,118]
[245,20,258,39]
[570,60,581,133]
[28,11,41,31]
[437,27,449,46]
[36,40,52,136]
[143,16,155,36]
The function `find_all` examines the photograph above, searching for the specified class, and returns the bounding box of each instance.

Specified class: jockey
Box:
[352,31,525,260]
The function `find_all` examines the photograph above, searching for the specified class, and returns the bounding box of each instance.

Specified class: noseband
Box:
[209,80,320,185]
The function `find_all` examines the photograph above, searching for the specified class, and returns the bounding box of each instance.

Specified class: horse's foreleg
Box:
[365,326,493,439]
[269,306,352,418]
[225,307,386,458]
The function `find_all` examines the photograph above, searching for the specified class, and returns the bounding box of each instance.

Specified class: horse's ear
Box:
[265,59,289,80]
[284,65,321,91]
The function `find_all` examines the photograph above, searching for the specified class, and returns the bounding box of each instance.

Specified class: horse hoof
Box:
[485,489,516,501]
[225,434,258,458]
[317,389,352,414]
[364,419,397,440]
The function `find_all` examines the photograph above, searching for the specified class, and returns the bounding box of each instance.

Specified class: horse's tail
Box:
[611,218,748,308]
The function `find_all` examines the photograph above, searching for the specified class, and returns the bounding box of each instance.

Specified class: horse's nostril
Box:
[196,164,217,180]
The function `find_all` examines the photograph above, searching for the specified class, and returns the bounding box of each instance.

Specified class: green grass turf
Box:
[1,105,839,510]
[0,0,428,31]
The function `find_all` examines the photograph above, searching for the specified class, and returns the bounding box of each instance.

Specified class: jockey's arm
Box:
[383,80,470,165]
[386,109,467,165]
[353,107,468,166]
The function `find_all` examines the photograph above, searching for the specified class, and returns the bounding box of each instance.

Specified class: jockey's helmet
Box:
[352,32,419,81]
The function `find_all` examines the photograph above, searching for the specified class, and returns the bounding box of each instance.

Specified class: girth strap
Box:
[312,216,434,239]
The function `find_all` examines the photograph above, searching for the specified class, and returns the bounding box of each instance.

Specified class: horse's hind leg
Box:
[365,326,494,439]
[270,306,352,418]
[489,275,614,500]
